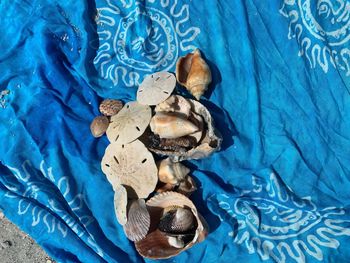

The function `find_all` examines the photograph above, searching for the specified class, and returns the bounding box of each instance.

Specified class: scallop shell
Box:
[149,99,222,161]
[99,99,123,116]
[157,158,190,185]
[90,115,109,138]
[101,140,158,198]
[176,176,197,196]
[106,101,151,144]
[123,199,150,242]
[155,95,192,118]
[176,49,211,100]
[150,113,198,139]
[135,192,208,259]
[113,184,128,225]
[158,207,195,234]
[137,72,176,105]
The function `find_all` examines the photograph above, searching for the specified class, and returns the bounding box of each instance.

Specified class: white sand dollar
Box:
[106,101,151,144]
[137,72,176,105]
[113,184,128,225]
[101,140,158,199]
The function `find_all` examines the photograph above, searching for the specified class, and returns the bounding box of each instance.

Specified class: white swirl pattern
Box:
[209,172,350,263]
[94,0,200,87]
[280,0,350,75]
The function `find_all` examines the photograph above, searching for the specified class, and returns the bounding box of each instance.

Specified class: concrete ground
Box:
[0,211,54,263]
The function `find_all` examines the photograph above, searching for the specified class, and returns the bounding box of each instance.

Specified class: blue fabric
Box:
[1,0,350,262]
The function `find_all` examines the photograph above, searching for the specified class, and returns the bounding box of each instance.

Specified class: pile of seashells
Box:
[90,49,222,259]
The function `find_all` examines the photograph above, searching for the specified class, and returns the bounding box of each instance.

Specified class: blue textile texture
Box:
[1,0,350,262]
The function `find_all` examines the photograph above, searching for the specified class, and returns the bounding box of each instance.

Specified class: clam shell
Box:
[101,140,158,198]
[149,99,222,161]
[158,207,195,234]
[113,184,128,225]
[106,101,151,144]
[157,158,190,185]
[123,199,150,242]
[99,99,123,116]
[135,192,207,259]
[90,116,109,138]
[176,49,211,100]
[155,95,191,118]
[137,72,176,105]
[150,113,198,139]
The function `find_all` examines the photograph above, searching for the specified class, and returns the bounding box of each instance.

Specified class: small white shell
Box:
[150,113,198,139]
[137,72,176,105]
[155,95,192,118]
[113,184,128,225]
[157,158,190,185]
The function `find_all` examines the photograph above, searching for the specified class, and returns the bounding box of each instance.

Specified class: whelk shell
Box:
[176,49,211,100]
[123,199,150,242]
[157,158,190,185]
[155,95,192,118]
[150,113,198,139]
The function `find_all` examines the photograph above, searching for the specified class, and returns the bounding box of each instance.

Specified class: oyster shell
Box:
[157,158,190,185]
[123,199,150,242]
[90,115,109,138]
[149,99,222,162]
[176,49,211,100]
[135,192,208,259]
[101,140,158,199]
[137,72,176,105]
[155,95,191,118]
[106,101,151,144]
[150,113,198,139]
[113,184,128,225]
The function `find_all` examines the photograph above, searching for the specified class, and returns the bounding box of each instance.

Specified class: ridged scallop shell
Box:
[149,98,222,162]
[101,140,158,199]
[176,49,211,100]
[90,116,109,138]
[157,158,190,185]
[113,184,128,225]
[137,72,176,105]
[135,192,208,259]
[155,95,192,118]
[123,199,150,242]
[106,101,151,144]
[150,113,198,139]
[158,207,195,234]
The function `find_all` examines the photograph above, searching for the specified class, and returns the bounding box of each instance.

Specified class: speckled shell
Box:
[149,99,222,162]
[90,116,109,138]
[135,192,208,259]
[176,49,211,100]
[99,99,123,116]
[123,199,150,242]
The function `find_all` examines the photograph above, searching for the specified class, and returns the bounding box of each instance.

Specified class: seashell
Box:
[101,140,158,199]
[113,184,128,225]
[156,182,175,193]
[157,158,190,185]
[137,72,176,105]
[90,115,109,138]
[175,176,197,196]
[99,99,123,116]
[123,199,150,242]
[188,112,204,143]
[155,95,192,118]
[106,101,151,144]
[148,98,222,162]
[135,192,208,259]
[176,49,211,100]
[158,207,195,234]
[150,113,198,139]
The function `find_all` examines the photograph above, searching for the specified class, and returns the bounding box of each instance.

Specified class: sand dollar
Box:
[137,72,176,105]
[106,101,151,144]
[101,140,158,199]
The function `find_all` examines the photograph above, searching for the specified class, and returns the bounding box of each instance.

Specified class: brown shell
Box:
[90,116,109,138]
[99,99,123,116]
[176,49,211,100]
[135,192,208,259]
[101,140,158,198]
[123,199,150,242]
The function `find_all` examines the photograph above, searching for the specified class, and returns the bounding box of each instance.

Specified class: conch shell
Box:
[157,158,190,185]
[150,113,198,139]
[135,192,208,259]
[176,49,211,100]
